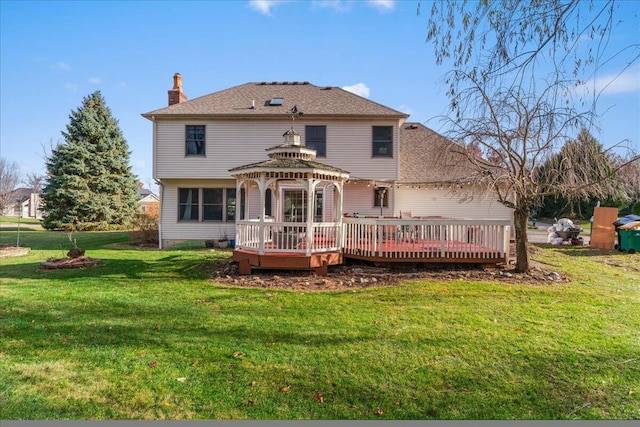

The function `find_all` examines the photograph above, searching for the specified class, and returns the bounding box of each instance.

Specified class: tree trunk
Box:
[513,209,530,273]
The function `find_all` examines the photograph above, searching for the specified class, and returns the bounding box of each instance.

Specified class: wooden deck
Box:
[234,218,511,275]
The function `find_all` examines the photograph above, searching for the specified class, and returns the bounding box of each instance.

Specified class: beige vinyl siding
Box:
[343,183,395,217]
[395,188,513,220]
[154,119,399,180]
[160,179,236,241]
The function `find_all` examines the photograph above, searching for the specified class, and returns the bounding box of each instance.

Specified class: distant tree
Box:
[632,201,640,216]
[0,157,21,214]
[537,129,631,218]
[421,0,639,272]
[41,91,140,231]
[25,172,44,193]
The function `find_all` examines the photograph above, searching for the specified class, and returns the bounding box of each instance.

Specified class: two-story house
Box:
[142,74,512,251]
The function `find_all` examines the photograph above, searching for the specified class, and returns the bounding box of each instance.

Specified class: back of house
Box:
[142,74,512,248]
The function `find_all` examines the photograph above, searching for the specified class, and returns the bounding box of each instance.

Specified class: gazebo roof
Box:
[229,157,349,179]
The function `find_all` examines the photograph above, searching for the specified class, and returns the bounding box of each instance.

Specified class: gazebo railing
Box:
[236,220,341,254]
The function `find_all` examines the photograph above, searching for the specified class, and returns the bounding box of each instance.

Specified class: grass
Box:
[0,228,639,420]
[0,216,43,225]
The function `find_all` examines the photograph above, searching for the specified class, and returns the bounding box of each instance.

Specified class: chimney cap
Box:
[172,73,183,90]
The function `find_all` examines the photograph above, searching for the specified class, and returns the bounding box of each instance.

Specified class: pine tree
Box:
[42,91,140,231]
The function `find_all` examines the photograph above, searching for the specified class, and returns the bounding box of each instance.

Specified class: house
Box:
[142,74,512,272]
[1,188,42,219]
[137,182,159,214]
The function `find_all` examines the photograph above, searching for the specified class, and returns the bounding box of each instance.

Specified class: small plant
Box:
[67,232,78,249]
[65,230,85,258]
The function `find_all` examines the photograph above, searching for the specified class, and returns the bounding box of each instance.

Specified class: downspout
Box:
[155,179,164,250]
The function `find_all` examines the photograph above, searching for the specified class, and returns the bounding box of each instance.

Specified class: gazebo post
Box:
[305,177,315,256]
[257,176,266,255]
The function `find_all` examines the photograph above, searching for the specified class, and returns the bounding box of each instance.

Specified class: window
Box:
[284,190,305,222]
[305,125,326,157]
[226,188,237,221]
[178,188,236,222]
[314,191,323,222]
[374,187,389,208]
[186,125,205,156]
[283,189,323,222]
[372,126,393,158]
[265,188,272,217]
[179,188,199,221]
[203,189,223,221]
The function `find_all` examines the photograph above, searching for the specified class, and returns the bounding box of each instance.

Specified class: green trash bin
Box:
[619,229,640,254]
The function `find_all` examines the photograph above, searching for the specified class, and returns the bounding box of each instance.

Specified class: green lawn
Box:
[1,229,638,420]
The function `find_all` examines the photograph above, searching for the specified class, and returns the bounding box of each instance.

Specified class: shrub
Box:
[129,203,159,246]
[632,200,640,216]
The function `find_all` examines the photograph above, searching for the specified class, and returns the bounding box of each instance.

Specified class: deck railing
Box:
[342,217,511,261]
[235,218,510,261]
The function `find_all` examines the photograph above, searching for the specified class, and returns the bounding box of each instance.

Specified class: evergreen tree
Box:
[42,91,140,231]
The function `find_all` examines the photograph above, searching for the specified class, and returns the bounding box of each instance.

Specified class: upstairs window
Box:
[372,126,393,158]
[305,125,326,157]
[186,125,205,156]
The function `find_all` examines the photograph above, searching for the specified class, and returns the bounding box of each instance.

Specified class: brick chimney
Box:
[168,73,188,106]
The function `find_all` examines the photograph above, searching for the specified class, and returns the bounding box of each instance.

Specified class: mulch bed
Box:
[206,253,568,292]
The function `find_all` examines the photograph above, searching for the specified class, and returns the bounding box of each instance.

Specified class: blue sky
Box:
[1,0,639,194]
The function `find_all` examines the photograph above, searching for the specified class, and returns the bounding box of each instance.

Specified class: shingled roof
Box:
[399,123,476,183]
[142,81,408,119]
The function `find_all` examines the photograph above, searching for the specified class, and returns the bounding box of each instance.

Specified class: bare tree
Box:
[421,0,639,272]
[0,157,22,214]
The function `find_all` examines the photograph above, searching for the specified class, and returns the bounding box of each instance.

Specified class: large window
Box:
[372,126,393,158]
[185,125,205,156]
[305,125,326,157]
[283,189,323,222]
[179,188,199,221]
[178,188,236,222]
[203,189,223,221]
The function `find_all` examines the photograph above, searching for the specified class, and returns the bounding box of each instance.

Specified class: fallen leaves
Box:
[314,394,324,403]
[149,361,158,368]
[279,385,291,392]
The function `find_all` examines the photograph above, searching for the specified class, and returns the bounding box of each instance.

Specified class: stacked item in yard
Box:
[614,214,640,253]
[547,218,584,245]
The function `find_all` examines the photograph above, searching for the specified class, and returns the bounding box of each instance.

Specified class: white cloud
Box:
[54,61,71,71]
[89,77,102,84]
[342,83,371,98]
[120,81,127,88]
[135,160,146,169]
[367,0,395,11]
[312,0,354,12]
[592,65,640,95]
[64,83,78,92]
[248,0,289,16]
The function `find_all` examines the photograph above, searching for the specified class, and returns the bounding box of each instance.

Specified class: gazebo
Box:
[230,127,350,276]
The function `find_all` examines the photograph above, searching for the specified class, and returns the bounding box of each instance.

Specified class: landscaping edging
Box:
[0,247,31,258]
[40,257,101,269]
